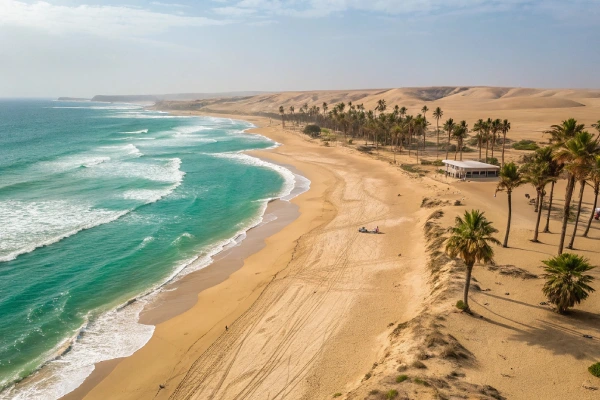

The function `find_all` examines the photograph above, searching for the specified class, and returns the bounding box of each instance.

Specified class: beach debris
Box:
[484,303,489,306]
[584,335,593,339]
[159,384,166,390]
[225,325,228,331]
[539,301,548,305]
[504,292,510,296]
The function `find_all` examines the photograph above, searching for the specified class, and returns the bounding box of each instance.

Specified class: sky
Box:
[1,0,599,97]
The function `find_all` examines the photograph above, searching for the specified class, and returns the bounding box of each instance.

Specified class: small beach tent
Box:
[442,160,500,179]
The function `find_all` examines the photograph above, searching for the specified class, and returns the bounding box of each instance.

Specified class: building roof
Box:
[442,160,500,169]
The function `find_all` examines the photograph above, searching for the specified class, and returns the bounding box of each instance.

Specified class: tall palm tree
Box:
[583,156,600,237]
[542,253,595,314]
[484,118,492,162]
[490,119,501,159]
[322,102,328,119]
[554,131,600,255]
[279,105,285,128]
[522,147,555,242]
[473,119,484,161]
[453,121,469,161]
[445,210,500,312]
[543,149,564,233]
[497,162,524,248]
[421,105,429,151]
[433,107,443,159]
[500,119,511,167]
[375,99,387,117]
[443,118,456,160]
[289,105,295,128]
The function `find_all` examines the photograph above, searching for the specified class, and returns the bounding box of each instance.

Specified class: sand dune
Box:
[156,86,600,120]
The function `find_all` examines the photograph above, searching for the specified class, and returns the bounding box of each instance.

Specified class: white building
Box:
[442,160,500,179]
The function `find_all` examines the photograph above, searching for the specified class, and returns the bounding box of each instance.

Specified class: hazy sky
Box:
[1,0,599,97]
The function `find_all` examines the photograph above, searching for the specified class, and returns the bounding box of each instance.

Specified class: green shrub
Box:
[485,157,499,166]
[348,139,353,144]
[303,124,321,137]
[333,393,342,398]
[512,140,539,151]
[324,141,330,147]
[396,375,408,383]
[386,389,399,399]
[456,300,467,310]
[432,160,445,166]
[364,372,372,380]
[413,378,429,386]
[321,128,331,134]
[589,362,600,377]
[369,389,379,395]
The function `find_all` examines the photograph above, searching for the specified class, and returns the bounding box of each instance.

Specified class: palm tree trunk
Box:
[583,184,599,237]
[558,175,576,255]
[459,140,463,161]
[446,131,450,160]
[501,132,507,167]
[491,134,495,159]
[543,181,555,233]
[567,181,586,249]
[503,190,512,247]
[485,136,489,162]
[436,123,439,159]
[532,189,544,242]
[463,263,474,311]
[478,137,482,162]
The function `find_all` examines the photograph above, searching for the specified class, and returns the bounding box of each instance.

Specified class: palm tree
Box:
[279,105,285,128]
[496,162,524,248]
[543,148,564,233]
[421,105,429,151]
[554,131,600,254]
[289,105,295,128]
[542,253,595,314]
[583,156,600,237]
[375,99,387,117]
[399,106,407,119]
[522,147,555,242]
[473,119,484,161]
[322,102,328,119]
[433,107,443,159]
[445,210,500,312]
[484,118,492,162]
[453,121,469,161]
[593,120,600,133]
[545,118,585,144]
[490,119,501,159]
[443,118,456,160]
[500,119,511,167]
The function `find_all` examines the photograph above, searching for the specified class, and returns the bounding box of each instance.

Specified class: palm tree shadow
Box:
[471,297,600,360]
[508,315,600,360]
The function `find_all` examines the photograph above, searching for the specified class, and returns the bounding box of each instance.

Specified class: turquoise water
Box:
[0,100,302,399]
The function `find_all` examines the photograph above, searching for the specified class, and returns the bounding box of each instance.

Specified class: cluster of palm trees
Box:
[278,101,511,165]
[446,209,596,314]
[496,119,600,255]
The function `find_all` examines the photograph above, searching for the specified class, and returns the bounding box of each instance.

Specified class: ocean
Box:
[0,99,307,399]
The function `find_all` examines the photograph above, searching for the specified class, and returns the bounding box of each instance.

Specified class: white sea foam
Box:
[119,129,148,134]
[212,152,296,199]
[0,301,154,400]
[0,201,128,263]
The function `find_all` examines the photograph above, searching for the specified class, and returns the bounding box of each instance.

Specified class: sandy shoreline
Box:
[57,122,310,399]
[70,114,434,399]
